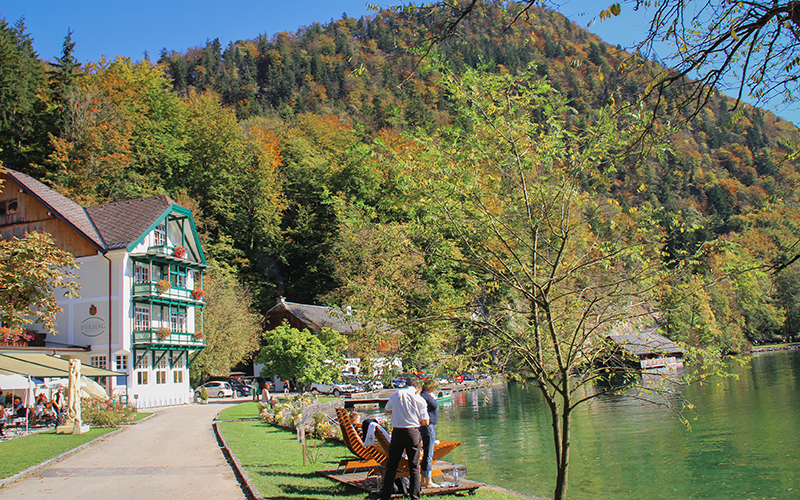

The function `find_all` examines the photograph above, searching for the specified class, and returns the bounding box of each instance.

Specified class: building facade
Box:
[0,168,207,407]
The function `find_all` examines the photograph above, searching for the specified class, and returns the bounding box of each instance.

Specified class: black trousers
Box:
[380,426,422,500]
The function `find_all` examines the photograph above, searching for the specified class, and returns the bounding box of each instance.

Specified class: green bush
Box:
[80,398,138,427]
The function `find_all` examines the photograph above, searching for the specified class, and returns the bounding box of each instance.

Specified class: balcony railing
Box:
[132,282,205,304]
[133,329,205,347]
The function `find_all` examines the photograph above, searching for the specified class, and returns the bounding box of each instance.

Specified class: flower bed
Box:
[81,398,138,427]
[259,393,339,440]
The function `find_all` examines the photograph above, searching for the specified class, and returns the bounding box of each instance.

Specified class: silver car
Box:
[195,381,234,398]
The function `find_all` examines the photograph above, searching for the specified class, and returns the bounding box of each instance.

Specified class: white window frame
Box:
[115,355,128,371]
[170,311,186,333]
[154,223,166,247]
[134,263,150,284]
[135,307,150,331]
[90,355,107,369]
[173,370,183,384]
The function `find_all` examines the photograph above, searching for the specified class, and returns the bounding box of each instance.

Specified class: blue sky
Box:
[1,1,796,123]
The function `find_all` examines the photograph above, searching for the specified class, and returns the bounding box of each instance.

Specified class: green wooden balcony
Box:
[133,329,205,348]
[132,282,205,306]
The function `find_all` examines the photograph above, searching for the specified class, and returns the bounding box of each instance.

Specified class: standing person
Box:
[283,380,290,395]
[420,380,440,488]
[380,379,429,500]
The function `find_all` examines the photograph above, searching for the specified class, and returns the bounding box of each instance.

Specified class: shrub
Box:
[81,398,138,427]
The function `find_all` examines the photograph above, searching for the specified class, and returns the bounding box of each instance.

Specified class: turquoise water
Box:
[436,350,800,499]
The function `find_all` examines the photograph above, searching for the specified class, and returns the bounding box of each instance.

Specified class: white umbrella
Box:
[42,378,69,389]
[80,376,109,400]
[0,373,32,390]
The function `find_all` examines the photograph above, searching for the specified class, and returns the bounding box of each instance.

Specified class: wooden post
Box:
[298,425,306,465]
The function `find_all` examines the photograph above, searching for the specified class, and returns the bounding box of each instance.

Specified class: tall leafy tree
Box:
[190,262,261,383]
[0,18,48,172]
[254,324,347,389]
[400,67,696,500]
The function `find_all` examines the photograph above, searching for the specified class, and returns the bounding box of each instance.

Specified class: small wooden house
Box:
[607,327,683,369]
[259,297,401,376]
[1,168,207,407]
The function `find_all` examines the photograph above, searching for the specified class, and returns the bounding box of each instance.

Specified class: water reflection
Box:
[436,350,800,499]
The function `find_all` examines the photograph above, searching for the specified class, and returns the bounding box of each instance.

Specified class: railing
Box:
[133,329,205,346]
[132,282,204,303]
[147,245,186,259]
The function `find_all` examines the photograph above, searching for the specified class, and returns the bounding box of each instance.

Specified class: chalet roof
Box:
[607,327,682,357]
[3,168,105,250]
[86,195,174,249]
[268,298,362,335]
[3,168,179,252]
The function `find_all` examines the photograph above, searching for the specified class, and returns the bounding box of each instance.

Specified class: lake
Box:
[435,349,800,499]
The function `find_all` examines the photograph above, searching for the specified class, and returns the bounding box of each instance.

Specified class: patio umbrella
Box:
[80,376,109,400]
[42,378,69,389]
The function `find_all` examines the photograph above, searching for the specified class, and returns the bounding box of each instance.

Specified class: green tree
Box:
[0,18,48,172]
[254,323,347,389]
[190,262,261,383]
[402,67,684,500]
[0,230,80,338]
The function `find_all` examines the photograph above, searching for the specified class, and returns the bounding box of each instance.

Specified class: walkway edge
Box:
[214,421,264,500]
[0,426,127,488]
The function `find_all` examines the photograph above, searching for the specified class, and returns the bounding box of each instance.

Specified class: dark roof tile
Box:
[86,195,174,249]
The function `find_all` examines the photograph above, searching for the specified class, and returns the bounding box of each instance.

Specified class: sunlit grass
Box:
[220,417,525,499]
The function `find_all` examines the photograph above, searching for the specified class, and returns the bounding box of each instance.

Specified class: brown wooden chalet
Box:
[264,297,400,357]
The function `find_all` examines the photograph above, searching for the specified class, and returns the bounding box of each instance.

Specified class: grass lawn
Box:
[130,412,153,422]
[219,411,524,499]
[0,428,117,479]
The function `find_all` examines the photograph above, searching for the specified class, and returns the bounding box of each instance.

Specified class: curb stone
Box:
[213,421,263,500]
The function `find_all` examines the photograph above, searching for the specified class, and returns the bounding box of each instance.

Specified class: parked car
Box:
[390,378,408,388]
[310,380,357,397]
[195,381,234,398]
[341,375,366,392]
[229,379,252,397]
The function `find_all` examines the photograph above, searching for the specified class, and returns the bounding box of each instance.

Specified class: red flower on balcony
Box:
[156,327,171,340]
[191,288,206,300]
[173,246,187,259]
[156,279,171,293]
[193,332,203,340]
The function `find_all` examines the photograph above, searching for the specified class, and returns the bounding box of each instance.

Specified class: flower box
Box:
[191,288,206,300]
[156,279,171,293]
[156,327,171,340]
[173,246,187,259]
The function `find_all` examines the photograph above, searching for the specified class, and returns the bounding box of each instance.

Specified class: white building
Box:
[0,168,207,408]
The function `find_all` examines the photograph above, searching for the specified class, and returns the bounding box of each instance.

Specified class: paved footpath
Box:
[0,400,246,499]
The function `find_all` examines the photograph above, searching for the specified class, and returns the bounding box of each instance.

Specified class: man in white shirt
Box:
[380,379,429,500]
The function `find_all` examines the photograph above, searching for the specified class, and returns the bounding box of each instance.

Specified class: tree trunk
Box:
[553,405,571,500]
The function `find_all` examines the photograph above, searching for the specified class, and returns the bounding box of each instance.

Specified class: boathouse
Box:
[607,327,683,369]
[0,168,207,407]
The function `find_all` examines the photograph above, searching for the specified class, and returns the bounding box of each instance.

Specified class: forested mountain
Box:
[2,2,800,358]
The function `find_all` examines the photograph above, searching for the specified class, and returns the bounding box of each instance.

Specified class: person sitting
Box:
[13,397,26,418]
[349,411,391,447]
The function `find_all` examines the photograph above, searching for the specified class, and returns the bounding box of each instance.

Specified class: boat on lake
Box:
[435,390,452,403]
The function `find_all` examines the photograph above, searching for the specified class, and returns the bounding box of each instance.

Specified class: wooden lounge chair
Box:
[335,407,384,471]
[335,407,464,478]
[374,428,463,479]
